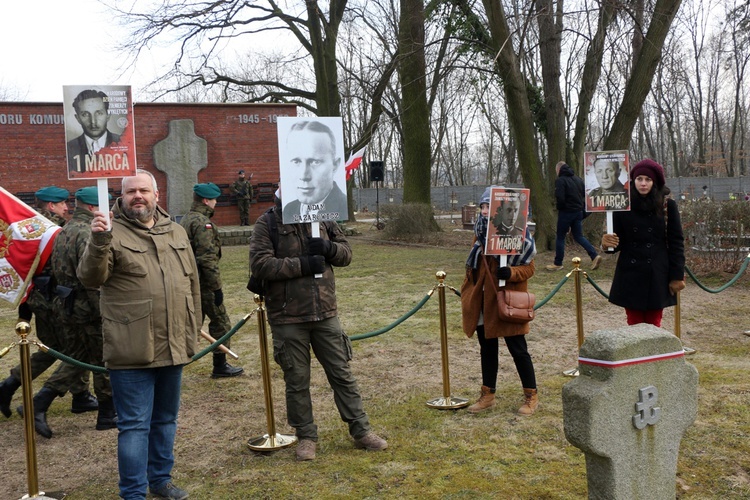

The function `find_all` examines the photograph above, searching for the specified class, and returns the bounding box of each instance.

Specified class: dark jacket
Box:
[555,164,586,212]
[249,200,352,325]
[608,194,685,311]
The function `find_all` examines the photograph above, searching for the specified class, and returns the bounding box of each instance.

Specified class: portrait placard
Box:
[277,117,348,225]
[485,187,529,256]
[63,85,136,181]
[584,150,630,212]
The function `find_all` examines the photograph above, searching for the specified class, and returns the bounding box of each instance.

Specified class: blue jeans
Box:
[109,365,183,500]
[554,210,598,265]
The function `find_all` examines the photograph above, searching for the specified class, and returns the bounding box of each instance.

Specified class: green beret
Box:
[35,186,69,203]
[75,186,112,205]
[194,183,221,199]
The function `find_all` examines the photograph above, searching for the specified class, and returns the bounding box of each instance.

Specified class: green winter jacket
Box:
[77,200,200,369]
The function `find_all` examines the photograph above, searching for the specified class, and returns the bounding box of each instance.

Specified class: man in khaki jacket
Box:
[77,169,200,500]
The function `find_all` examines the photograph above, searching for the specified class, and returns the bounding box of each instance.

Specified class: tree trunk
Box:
[398,0,432,204]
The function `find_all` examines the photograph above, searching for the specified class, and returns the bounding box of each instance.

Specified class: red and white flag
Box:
[345,146,367,181]
[0,187,62,306]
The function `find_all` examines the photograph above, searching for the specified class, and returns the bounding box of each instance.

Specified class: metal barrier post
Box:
[563,258,585,377]
[247,295,297,451]
[15,321,65,499]
[427,271,469,409]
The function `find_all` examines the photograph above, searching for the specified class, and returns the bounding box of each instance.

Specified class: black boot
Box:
[71,389,99,414]
[211,353,244,378]
[16,386,58,439]
[95,399,118,430]
[0,375,21,418]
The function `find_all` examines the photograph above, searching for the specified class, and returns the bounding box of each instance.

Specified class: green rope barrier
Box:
[350,292,433,341]
[584,273,610,299]
[41,346,107,373]
[685,254,750,293]
[34,313,253,374]
[534,274,570,309]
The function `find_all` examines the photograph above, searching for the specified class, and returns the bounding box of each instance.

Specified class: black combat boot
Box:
[17,386,59,439]
[0,375,21,418]
[211,353,244,378]
[95,398,118,430]
[71,389,99,414]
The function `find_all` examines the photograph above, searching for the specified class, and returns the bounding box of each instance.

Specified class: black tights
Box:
[476,325,536,390]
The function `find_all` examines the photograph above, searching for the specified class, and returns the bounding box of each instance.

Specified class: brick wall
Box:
[0,101,295,226]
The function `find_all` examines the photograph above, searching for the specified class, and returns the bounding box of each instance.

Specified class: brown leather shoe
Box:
[467,385,496,414]
[354,431,388,451]
[518,388,539,416]
[296,439,316,461]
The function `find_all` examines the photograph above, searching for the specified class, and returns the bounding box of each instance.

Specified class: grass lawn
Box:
[0,220,749,498]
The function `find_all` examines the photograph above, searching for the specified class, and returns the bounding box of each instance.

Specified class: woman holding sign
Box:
[601,159,685,326]
[460,187,539,416]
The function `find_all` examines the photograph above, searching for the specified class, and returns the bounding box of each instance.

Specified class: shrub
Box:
[381,203,441,242]
[679,199,750,274]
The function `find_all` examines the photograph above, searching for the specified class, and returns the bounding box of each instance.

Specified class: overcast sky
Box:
[1,0,164,102]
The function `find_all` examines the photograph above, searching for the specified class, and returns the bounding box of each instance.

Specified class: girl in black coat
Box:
[601,159,685,326]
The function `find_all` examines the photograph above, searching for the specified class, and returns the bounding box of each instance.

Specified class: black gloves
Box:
[307,237,332,257]
[300,255,326,276]
[496,266,512,280]
[214,289,224,307]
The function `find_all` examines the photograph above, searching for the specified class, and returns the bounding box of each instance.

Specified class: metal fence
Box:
[352,177,750,213]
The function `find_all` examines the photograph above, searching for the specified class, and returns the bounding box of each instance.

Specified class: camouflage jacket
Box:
[230,179,253,200]
[51,207,100,321]
[180,202,222,291]
[23,208,66,312]
[40,208,67,228]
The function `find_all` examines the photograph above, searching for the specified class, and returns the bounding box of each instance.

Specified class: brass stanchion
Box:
[15,321,65,499]
[247,295,297,451]
[675,291,696,355]
[563,258,585,377]
[427,271,469,409]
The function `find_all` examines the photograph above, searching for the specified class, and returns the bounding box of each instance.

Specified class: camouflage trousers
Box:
[58,319,112,403]
[202,288,233,349]
[237,198,250,225]
[11,300,89,396]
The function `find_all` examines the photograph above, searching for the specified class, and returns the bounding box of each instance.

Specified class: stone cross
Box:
[153,119,208,218]
[562,324,698,499]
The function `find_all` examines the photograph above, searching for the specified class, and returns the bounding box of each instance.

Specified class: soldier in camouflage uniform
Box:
[51,187,117,432]
[229,169,253,226]
[0,186,98,438]
[181,183,244,378]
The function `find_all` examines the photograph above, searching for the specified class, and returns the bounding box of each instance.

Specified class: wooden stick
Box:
[200,330,239,359]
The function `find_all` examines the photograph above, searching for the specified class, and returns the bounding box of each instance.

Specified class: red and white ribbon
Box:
[578,350,685,368]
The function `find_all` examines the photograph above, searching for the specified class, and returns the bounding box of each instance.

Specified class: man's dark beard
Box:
[122,202,156,223]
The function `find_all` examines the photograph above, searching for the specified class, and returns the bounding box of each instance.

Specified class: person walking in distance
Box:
[547,161,602,271]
